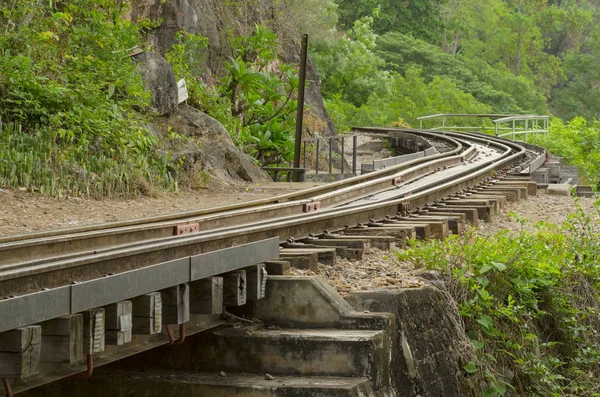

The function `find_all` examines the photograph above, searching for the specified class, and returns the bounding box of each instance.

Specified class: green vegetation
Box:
[2,0,599,190]
[398,202,600,396]
[165,25,298,167]
[309,0,600,183]
[542,118,600,187]
[0,0,173,196]
[325,0,600,121]
[0,2,298,196]
[312,17,491,131]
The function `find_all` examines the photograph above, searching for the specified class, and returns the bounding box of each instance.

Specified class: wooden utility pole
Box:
[293,34,309,182]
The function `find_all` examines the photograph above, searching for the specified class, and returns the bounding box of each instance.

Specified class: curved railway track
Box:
[0,127,547,395]
[0,128,544,297]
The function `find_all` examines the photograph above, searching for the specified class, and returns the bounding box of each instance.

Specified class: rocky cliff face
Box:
[125,0,337,186]
[128,0,336,137]
[133,45,270,186]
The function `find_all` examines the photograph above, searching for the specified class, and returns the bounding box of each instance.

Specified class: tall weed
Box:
[398,200,600,396]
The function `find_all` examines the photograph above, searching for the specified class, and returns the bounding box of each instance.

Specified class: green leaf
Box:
[493,384,507,395]
[479,265,493,274]
[476,315,494,330]
[472,340,484,350]
[491,261,506,271]
[464,361,478,374]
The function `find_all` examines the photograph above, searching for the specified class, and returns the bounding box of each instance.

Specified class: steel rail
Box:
[0,142,478,273]
[0,132,468,266]
[0,131,532,298]
[0,129,456,246]
[338,129,523,207]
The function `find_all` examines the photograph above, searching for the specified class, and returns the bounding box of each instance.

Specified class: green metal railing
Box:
[417,113,549,142]
[493,115,549,142]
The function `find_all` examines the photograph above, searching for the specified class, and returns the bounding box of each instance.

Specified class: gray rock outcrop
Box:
[155,104,270,185]
[134,52,178,116]
[127,0,336,136]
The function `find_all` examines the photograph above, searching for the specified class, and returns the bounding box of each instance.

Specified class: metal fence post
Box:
[329,138,333,174]
[352,135,357,175]
[293,34,309,182]
[303,142,307,168]
[341,137,345,174]
[315,139,320,175]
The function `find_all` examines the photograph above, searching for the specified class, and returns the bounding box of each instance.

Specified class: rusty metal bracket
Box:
[67,354,93,380]
[165,323,186,345]
[174,223,200,236]
[2,379,13,397]
[303,202,320,213]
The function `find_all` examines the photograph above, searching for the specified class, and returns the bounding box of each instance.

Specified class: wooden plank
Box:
[279,246,336,265]
[473,188,518,202]
[378,221,431,239]
[279,252,318,271]
[331,234,396,250]
[344,226,414,241]
[396,218,448,240]
[131,292,162,335]
[494,180,537,196]
[190,277,223,315]
[426,206,479,225]
[83,308,105,355]
[245,264,266,300]
[415,213,465,235]
[40,335,83,363]
[40,314,81,336]
[306,238,368,250]
[284,244,362,260]
[466,193,508,208]
[132,317,159,335]
[161,284,190,325]
[104,301,132,346]
[131,292,161,317]
[223,270,246,307]
[0,327,40,352]
[104,301,133,331]
[0,326,41,378]
[264,260,290,275]
[105,330,132,345]
[440,201,492,221]
[41,315,83,363]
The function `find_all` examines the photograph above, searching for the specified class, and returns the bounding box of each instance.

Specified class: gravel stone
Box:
[300,188,599,296]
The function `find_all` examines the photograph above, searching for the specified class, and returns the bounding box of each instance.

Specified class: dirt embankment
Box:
[0,183,320,236]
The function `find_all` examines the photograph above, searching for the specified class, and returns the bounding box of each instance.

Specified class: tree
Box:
[335,0,447,43]
[312,16,389,107]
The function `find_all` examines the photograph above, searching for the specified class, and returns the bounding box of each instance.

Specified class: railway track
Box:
[0,127,546,395]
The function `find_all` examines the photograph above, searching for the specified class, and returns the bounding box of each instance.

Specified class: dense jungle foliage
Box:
[0,0,298,196]
[0,0,598,187]
[308,0,600,184]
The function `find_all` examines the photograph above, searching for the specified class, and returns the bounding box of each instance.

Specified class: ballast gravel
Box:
[301,189,599,296]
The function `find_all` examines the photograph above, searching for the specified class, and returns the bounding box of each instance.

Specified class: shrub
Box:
[398,202,600,396]
[0,0,177,196]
